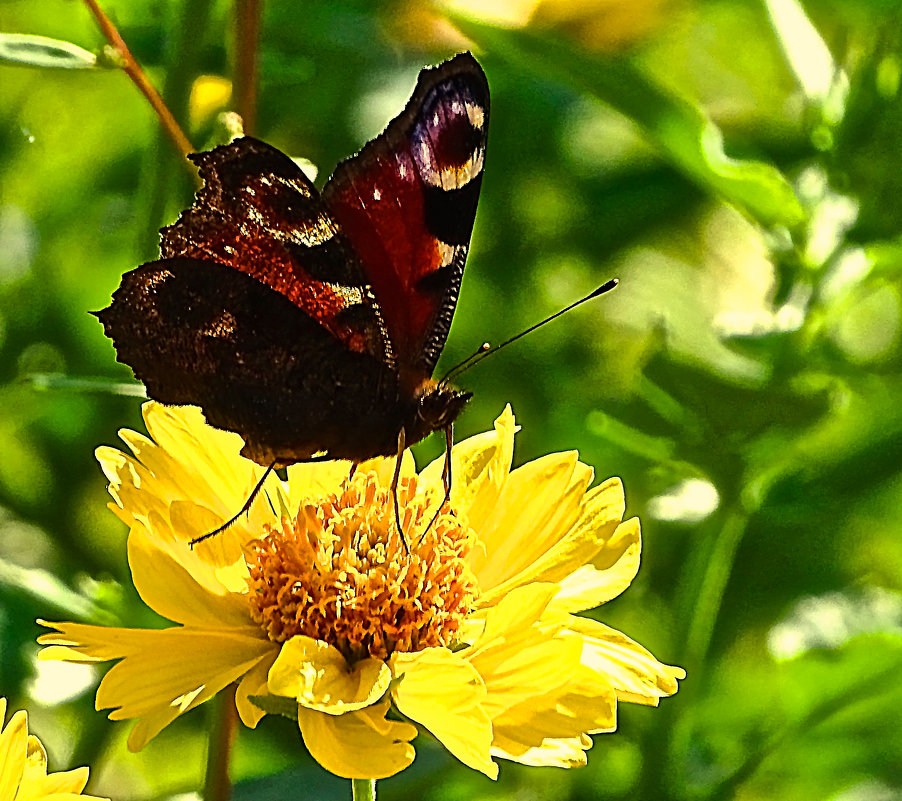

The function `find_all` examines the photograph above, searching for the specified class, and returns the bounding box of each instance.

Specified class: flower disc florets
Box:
[246,471,478,663]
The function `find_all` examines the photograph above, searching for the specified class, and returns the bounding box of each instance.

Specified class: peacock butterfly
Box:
[96,52,488,474]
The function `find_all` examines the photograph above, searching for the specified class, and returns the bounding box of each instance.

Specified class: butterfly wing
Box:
[97,257,403,465]
[322,51,489,376]
[97,138,404,464]
[161,136,390,362]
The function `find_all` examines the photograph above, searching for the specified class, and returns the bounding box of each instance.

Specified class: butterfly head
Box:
[407,378,472,444]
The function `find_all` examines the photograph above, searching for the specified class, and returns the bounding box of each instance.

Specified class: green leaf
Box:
[0,33,97,69]
[248,694,299,721]
[449,15,805,230]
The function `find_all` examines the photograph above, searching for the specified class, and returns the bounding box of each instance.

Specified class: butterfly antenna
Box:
[439,342,492,385]
[445,278,618,383]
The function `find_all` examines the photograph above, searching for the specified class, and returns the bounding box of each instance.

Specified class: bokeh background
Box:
[2,0,902,799]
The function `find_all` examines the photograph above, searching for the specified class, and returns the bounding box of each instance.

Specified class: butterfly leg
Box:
[190,460,278,547]
[418,423,454,545]
[391,428,410,555]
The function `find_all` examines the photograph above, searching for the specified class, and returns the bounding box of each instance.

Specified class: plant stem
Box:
[203,690,238,801]
[351,779,376,801]
[81,0,195,158]
[137,0,213,254]
[234,0,263,136]
[684,506,750,667]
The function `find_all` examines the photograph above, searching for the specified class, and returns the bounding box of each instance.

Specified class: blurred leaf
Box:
[703,633,902,800]
[26,373,147,398]
[0,33,97,70]
[448,14,805,230]
[585,409,676,462]
[0,558,112,621]
[763,0,841,111]
[867,239,902,277]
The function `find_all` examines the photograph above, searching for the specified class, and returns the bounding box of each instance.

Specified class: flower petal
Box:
[569,616,685,704]
[126,526,252,627]
[462,584,574,718]
[357,450,417,490]
[421,406,516,531]
[297,697,416,779]
[98,402,284,567]
[141,402,257,508]
[38,621,275,750]
[0,707,27,799]
[492,735,592,768]
[287,460,353,510]
[235,651,277,728]
[548,515,641,612]
[468,451,593,592]
[477,477,632,611]
[269,636,390,714]
[391,647,497,778]
[489,661,616,768]
[25,765,91,796]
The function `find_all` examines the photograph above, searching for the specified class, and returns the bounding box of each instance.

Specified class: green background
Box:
[1,0,901,799]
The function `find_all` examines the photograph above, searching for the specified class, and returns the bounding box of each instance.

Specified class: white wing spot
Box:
[466,101,485,130]
[437,241,457,268]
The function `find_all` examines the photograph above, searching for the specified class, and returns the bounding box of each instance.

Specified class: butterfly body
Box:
[97,53,488,467]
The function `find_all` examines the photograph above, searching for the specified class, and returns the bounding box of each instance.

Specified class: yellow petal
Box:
[269,636,390,714]
[490,665,616,766]
[141,402,253,506]
[492,734,592,768]
[0,708,27,799]
[391,647,497,778]
[569,616,685,704]
[469,451,593,591]
[23,732,48,775]
[421,406,516,531]
[477,477,631,610]
[463,584,574,717]
[99,402,284,568]
[126,526,252,628]
[297,697,416,779]
[548,515,641,612]
[235,651,277,728]
[357,450,417,489]
[465,582,561,661]
[24,765,90,796]
[287,460,353,510]
[38,621,275,750]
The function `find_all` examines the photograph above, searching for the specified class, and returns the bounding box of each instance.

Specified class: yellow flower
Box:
[0,698,107,800]
[39,402,684,780]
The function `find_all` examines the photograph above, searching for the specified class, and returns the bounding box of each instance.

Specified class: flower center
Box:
[245,471,478,662]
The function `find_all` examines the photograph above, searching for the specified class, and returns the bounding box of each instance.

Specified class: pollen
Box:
[246,471,478,663]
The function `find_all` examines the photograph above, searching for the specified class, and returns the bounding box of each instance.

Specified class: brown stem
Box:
[81,0,195,158]
[203,689,238,801]
[234,0,264,136]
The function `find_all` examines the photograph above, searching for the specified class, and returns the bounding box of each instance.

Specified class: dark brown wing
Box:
[322,52,489,374]
[163,136,390,361]
[95,258,404,465]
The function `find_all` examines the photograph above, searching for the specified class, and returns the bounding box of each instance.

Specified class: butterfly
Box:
[96,53,489,505]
